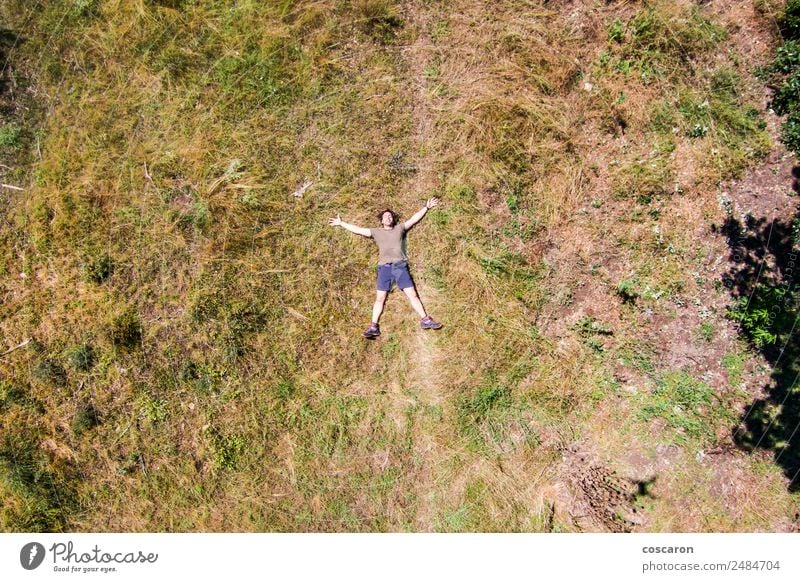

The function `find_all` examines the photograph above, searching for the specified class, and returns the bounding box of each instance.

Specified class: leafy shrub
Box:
[616,278,638,304]
[761,2,800,154]
[781,110,800,152]
[766,40,800,75]
[608,18,625,43]
[779,0,800,39]
[726,284,792,348]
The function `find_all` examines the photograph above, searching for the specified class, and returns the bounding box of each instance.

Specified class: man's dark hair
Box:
[377,208,399,227]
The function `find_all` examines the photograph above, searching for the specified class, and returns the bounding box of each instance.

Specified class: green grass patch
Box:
[637,370,731,444]
[599,2,725,84]
[574,315,613,354]
[456,372,538,454]
[722,351,747,389]
[0,432,79,532]
[0,123,23,151]
[696,321,714,343]
[66,343,95,372]
[207,428,245,471]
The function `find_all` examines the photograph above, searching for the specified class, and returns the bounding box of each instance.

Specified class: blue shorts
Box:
[377,260,414,291]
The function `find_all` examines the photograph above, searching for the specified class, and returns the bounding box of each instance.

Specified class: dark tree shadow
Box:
[712,169,800,491]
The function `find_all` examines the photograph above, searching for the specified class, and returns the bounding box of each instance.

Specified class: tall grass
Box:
[0,0,795,532]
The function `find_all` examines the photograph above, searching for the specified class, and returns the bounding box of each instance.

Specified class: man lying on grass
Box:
[329,198,444,338]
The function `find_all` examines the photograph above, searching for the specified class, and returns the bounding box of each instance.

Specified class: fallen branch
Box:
[1,183,24,191]
[286,307,309,321]
[291,179,312,198]
[0,338,31,357]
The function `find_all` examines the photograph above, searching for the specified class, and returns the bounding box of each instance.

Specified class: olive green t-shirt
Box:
[370,224,408,265]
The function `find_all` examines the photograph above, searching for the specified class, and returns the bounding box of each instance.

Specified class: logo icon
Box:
[20,542,46,570]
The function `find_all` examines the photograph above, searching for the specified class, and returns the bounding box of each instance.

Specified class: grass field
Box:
[1,0,799,532]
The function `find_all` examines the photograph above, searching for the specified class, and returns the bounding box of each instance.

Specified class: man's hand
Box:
[329,215,371,237]
[425,197,440,209]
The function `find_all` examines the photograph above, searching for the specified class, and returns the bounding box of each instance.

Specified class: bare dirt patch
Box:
[558,442,648,532]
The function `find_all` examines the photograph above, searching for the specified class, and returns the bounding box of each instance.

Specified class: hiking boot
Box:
[363,322,381,338]
[420,315,443,330]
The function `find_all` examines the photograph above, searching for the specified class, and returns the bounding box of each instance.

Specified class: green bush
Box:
[616,278,638,304]
[769,72,800,115]
[781,110,800,152]
[608,18,625,43]
[779,0,800,39]
[762,2,800,154]
[726,285,793,348]
[765,40,800,75]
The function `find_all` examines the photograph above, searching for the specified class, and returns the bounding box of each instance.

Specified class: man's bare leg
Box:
[372,290,389,323]
[401,286,427,318]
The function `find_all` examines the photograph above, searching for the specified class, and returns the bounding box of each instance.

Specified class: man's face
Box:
[381,212,394,227]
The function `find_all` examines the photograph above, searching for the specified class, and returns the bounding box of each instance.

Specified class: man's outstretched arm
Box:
[328,214,372,237]
[403,197,439,230]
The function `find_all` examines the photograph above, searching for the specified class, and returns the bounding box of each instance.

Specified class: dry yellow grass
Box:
[0,0,797,532]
